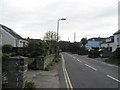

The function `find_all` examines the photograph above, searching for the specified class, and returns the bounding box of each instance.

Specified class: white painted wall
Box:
[1,27,17,47]
[101,33,120,52]
[17,39,27,47]
[101,42,115,52]
[1,26,28,47]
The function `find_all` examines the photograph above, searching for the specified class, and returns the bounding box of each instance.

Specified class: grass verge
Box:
[105,58,120,66]
[25,81,36,88]
[27,58,35,64]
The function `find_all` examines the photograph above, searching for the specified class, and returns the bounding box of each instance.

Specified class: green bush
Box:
[27,58,35,64]
[78,47,88,55]
[105,48,120,66]
[53,58,58,62]
[25,81,36,88]
[26,41,50,58]
[88,49,100,58]
[2,44,12,53]
[111,48,120,59]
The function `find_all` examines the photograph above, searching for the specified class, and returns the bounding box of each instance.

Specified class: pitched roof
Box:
[88,37,107,42]
[0,24,23,39]
[113,30,120,35]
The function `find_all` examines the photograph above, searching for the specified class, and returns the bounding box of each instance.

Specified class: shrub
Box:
[25,81,36,88]
[2,44,12,53]
[53,58,59,62]
[114,48,120,58]
[88,49,100,58]
[78,47,88,55]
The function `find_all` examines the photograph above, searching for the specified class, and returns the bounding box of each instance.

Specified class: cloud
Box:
[0,0,119,42]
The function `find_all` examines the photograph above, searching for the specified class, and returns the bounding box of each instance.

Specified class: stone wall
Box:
[44,54,55,69]
[7,56,28,88]
[35,54,55,70]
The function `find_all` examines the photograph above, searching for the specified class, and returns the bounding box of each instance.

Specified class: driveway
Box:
[26,65,60,88]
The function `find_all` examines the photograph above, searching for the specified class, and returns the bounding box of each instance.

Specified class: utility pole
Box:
[0,29,2,90]
[74,33,76,42]
[56,18,66,60]
[68,38,69,41]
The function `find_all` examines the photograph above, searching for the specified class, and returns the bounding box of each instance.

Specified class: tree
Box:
[26,41,50,58]
[43,31,60,41]
[81,38,88,47]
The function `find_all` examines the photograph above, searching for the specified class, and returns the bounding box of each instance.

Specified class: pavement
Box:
[26,65,60,88]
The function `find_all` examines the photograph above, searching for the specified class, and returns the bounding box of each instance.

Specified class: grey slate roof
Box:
[0,24,24,39]
[113,30,120,35]
[88,37,107,42]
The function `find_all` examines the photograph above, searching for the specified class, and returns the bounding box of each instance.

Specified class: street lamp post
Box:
[56,18,66,60]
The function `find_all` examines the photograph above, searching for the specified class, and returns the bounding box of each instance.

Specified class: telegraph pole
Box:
[74,33,76,42]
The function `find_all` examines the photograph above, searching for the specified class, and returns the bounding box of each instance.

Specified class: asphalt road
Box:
[59,52,120,89]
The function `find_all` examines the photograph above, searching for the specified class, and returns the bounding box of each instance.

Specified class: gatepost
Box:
[8,56,28,88]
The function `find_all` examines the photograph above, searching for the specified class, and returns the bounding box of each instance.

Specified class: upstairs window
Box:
[117,38,119,42]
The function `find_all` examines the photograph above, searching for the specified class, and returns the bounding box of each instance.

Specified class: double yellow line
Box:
[61,54,73,90]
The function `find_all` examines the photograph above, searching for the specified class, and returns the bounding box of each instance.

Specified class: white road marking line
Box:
[61,54,73,89]
[85,64,97,71]
[107,75,120,83]
[63,64,69,88]
[77,59,82,62]
[64,66,73,89]
[61,54,69,88]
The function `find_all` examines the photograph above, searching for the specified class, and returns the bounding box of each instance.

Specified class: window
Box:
[109,47,112,52]
[117,38,119,42]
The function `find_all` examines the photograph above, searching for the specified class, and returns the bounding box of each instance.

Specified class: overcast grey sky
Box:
[0,0,119,42]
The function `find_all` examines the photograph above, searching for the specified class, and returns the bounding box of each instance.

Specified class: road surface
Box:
[59,52,120,89]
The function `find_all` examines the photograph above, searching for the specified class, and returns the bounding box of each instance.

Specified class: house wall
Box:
[17,40,27,47]
[101,42,116,52]
[112,34,120,52]
[0,30,2,47]
[1,27,17,47]
[86,41,100,51]
[114,34,120,47]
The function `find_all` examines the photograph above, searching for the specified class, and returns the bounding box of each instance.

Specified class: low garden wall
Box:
[30,54,55,70]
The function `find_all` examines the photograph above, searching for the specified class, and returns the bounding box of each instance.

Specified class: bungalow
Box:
[0,24,27,47]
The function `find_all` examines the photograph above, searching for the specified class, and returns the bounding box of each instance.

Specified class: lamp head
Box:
[60,18,66,20]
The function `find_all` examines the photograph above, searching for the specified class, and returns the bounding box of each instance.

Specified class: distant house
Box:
[101,36,115,52]
[113,30,120,48]
[101,30,120,52]
[0,24,27,47]
[27,38,42,42]
[85,37,106,51]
